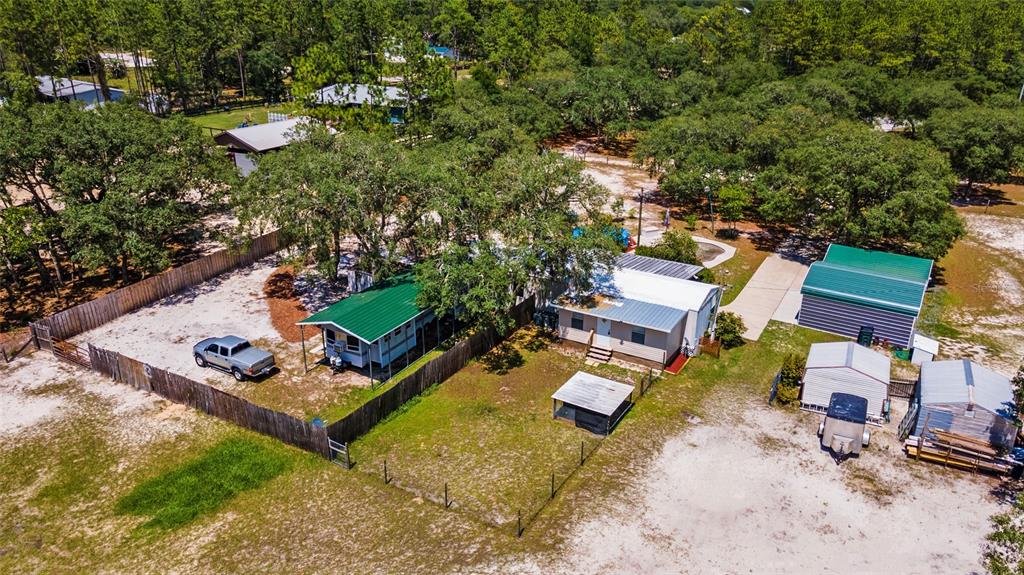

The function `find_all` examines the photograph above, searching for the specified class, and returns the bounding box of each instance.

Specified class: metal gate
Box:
[53,339,92,368]
[328,438,351,469]
[898,401,919,440]
[889,378,917,400]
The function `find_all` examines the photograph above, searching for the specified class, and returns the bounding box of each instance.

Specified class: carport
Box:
[552,371,635,435]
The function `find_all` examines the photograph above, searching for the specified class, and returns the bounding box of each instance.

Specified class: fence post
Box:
[517,509,523,538]
[384,458,390,484]
[444,482,450,508]
[580,441,584,466]
[550,472,555,499]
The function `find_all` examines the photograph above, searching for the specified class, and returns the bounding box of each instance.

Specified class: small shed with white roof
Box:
[552,371,635,435]
[801,342,891,423]
[552,257,722,366]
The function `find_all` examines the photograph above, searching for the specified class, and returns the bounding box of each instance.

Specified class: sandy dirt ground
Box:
[558,146,734,266]
[72,257,280,386]
[0,352,201,446]
[508,395,1004,575]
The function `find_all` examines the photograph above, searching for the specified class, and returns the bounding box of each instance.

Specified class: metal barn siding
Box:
[914,359,1018,449]
[799,294,917,347]
[914,404,1016,449]
[802,368,888,419]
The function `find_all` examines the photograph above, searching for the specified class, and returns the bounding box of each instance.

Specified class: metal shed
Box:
[913,360,1017,451]
[552,371,635,435]
[799,244,933,348]
[801,342,891,423]
[911,332,939,365]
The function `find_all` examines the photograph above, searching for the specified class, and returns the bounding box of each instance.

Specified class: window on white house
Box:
[346,335,360,352]
[630,326,646,345]
[571,312,584,330]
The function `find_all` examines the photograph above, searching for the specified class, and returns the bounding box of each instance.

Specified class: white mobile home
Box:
[553,255,721,367]
[801,342,891,423]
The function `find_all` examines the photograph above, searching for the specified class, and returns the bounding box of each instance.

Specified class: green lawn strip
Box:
[114,437,292,530]
[184,104,299,133]
[351,339,597,526]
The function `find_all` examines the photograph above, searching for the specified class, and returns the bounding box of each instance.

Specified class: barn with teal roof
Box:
[798,244,933,348]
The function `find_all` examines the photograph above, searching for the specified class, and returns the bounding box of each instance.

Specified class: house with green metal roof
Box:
[798,244,933,348]
[297,273,435,375]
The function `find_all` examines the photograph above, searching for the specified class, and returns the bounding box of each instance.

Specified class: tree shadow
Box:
[479,341,525,375]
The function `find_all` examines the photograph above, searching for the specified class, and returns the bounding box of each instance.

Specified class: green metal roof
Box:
[297,273,428,343]
[801,244,933,315]
[822,244,933,284]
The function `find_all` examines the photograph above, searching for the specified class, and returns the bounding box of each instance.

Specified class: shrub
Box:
[634,230,700,265]
[715,311,746,348]
[775,353,806,405]
[684,213,698,230]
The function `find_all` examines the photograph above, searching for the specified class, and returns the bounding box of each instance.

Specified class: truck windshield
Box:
[230,342,251,355]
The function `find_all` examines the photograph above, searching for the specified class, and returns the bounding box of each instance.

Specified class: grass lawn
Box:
[115,437,292,530]
[351,328,623,527]
[184,103,300,133]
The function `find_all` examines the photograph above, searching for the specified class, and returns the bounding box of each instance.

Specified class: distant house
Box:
[801,342,891,424]
[553,254,721,367]
[98,52,153,68]
[312,83,408,123]
[912,359,1017,451]
[297,274,436,378]
[213,117,306,176]
[799,244,933,348]
[37,75,125,109]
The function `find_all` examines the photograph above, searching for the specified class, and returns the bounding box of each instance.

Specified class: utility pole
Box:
[636,187,646,247]
[706,185,715,235]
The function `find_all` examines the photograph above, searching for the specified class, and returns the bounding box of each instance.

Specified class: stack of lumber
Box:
[904,428,1015,475]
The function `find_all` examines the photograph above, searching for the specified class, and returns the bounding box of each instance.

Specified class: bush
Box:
[634,230,700,265]
[715,311,746,348]
[684,213,698,230]
[775,353,806,406]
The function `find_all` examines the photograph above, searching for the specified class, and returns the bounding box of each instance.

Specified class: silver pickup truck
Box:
[193,336,276,381]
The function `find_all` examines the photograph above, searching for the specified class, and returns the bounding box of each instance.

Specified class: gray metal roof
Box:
[213,118,305,153]
[806,342,890,384]
[554,297,686,332]
[313,83,406,107]
[552,371,635,416]
[36,75,126,99]
[921,360,1014,417]
[615,253,703,281]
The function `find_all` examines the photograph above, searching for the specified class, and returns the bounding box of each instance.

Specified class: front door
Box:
[594,318,612,348]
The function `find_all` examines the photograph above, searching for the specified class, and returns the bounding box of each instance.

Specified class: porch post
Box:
[300,324,307,373]
[388,337,393,380]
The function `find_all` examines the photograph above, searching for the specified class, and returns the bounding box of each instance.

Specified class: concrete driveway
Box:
[721,254,808,340]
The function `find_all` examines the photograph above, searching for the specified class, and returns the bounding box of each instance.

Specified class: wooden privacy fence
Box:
[889,377,917,400]
[88,344,329,457]
[30,230,282,342]
[327,296,537,446]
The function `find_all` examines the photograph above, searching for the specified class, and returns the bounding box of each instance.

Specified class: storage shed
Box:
[913,360,1017,451]
[801,342,891,423]
[552,371,635,435]
[911,332,940,365]
[799,244,933,348]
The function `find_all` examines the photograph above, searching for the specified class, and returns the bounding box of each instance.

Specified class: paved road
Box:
[721,254,808,341]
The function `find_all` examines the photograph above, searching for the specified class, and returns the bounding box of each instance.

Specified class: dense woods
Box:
[3,0,1024,329]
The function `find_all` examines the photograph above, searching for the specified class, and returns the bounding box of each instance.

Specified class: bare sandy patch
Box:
[507,397,1003,575]
[965,214,1024,257]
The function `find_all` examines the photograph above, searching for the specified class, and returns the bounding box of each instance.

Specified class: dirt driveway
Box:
[511,394,1003,575]
[73,257,281,386]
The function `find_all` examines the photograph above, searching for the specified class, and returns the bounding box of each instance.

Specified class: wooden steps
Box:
[586,346,612,363]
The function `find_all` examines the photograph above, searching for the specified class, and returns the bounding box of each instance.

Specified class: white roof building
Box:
[801,342,891,422]
[213,117,307,153]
